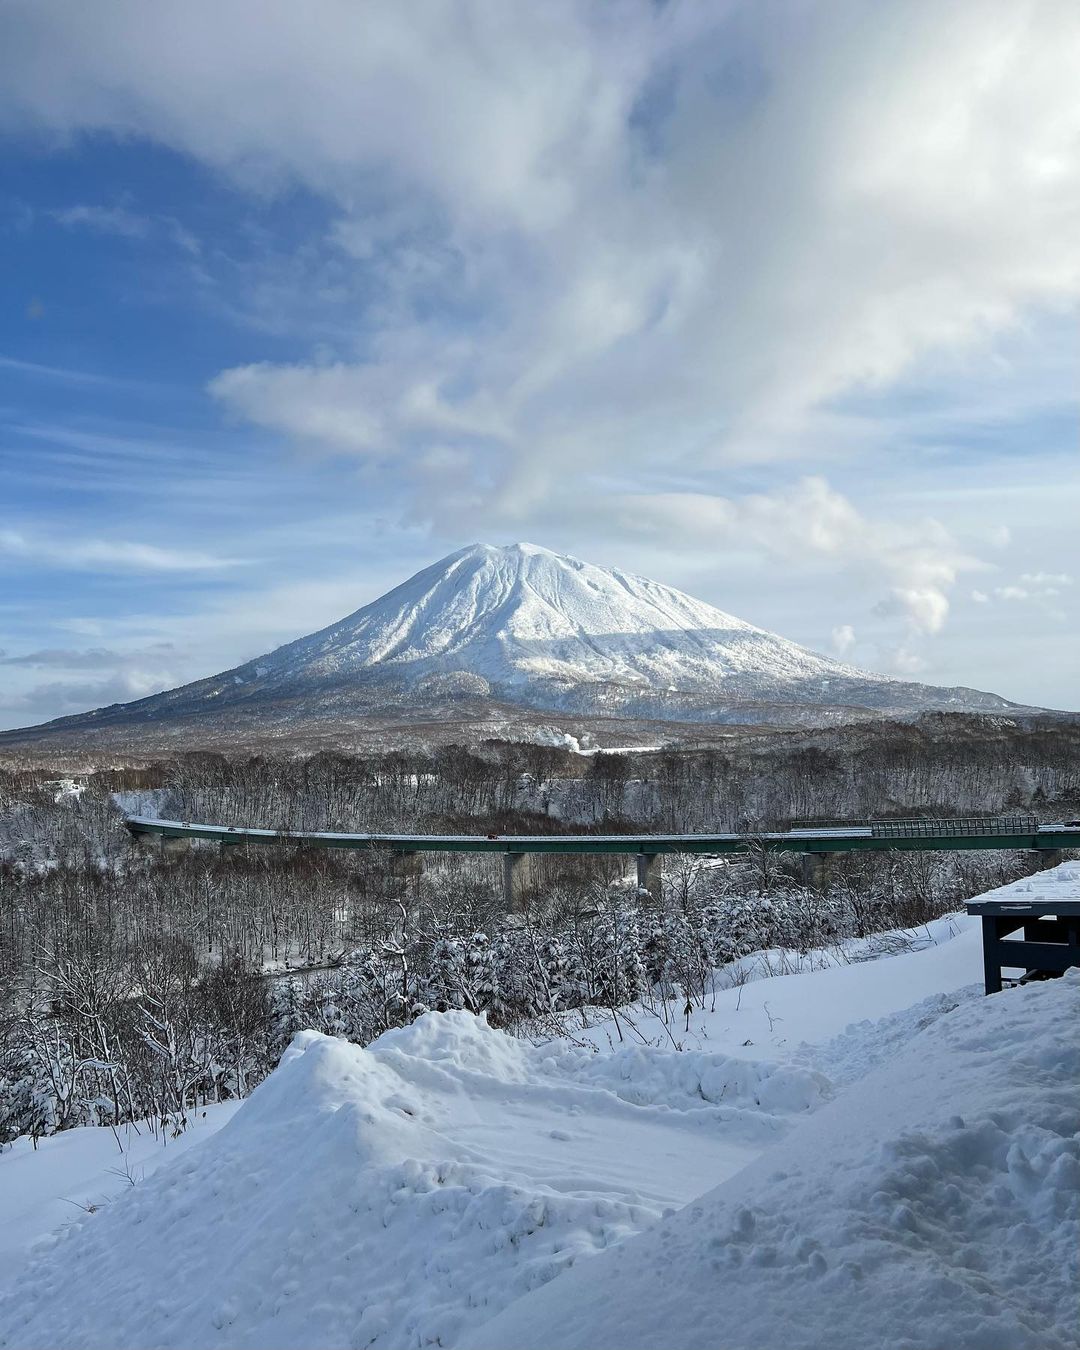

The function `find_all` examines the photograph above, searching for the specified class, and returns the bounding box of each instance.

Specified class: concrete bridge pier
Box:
[636,852,662,902]
[799,851,833,890]
[1031,848,1064,871]
[502,852,536,910]
[387,850,421,895]
[134,831,190,857]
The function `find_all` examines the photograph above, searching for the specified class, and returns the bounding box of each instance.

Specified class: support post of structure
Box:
[160,835,191,857]
[388,850,421,895]
[1031,848,1064,872]
[981,915,1003,995]
[636,852,662,903]
[502,852,534,910]
[799,851,831,890]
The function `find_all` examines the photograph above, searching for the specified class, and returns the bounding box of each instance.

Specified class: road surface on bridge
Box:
[124,815,1080,857]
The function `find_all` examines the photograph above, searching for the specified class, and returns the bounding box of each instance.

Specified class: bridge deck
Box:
[124,816,1080,856]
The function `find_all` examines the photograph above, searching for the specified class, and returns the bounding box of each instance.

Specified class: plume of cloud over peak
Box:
[195,0,1078,504]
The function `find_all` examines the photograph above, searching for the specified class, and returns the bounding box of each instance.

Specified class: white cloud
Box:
[1,0,1075,514]
[0,354,129,387]
[49,202,200,253]
[874,588,951,636]
[604,477,979,639]
[890,647,929,676]
[5,669,177,718]
[0,530,244,573]
[0,0,645,230]
[831,624,856,658]
[1020,571,1072,586]
[0,644,174,669]
[982,573,1074,607]
[50,204,150,238]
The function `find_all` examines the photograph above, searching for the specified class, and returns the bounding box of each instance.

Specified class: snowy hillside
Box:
[3,543,1024,747]
[2,865,1077,1349]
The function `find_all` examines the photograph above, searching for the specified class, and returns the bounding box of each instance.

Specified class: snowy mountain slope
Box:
[249,541,859,691]
[1,543,1024,746]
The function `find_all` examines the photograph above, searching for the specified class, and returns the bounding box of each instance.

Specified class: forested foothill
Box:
[2,715,1077,1146]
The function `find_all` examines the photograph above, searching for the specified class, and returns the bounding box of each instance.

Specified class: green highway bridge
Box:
[125,814,1080,905]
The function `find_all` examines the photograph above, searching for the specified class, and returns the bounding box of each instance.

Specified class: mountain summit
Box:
[241,541,865,693]
[3,543,1022,749]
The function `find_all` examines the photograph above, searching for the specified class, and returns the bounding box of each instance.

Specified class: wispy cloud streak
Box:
[0,530,246,573]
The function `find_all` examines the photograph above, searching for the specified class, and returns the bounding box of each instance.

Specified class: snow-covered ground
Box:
[470,971,1080,1350]
[0,1106,240,1296]
[1,863,1077,1350]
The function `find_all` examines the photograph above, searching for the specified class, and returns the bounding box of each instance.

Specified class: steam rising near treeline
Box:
[2,727,1077,1145]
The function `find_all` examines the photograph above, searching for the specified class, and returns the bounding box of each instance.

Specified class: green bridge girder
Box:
[124,817,1080,857]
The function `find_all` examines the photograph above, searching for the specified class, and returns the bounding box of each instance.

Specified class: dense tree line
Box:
[4,712,1079,838]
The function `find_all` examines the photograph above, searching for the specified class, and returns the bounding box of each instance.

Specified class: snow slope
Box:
[469,973,1080,1350]
[573,911,985,1061]
[0,1105,239,1297]
[1,870,1077,1350]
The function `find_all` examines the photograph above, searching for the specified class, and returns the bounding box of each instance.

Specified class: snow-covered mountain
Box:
[2,543,1024,747]
[238,541,882,694]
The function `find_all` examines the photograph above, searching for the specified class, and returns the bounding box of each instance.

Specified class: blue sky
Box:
[0,0,1077,729]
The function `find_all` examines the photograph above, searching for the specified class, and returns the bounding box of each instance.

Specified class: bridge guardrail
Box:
[870,816,1040,839]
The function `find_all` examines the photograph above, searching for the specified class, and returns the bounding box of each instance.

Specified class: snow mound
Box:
[4,901,1077,1350]
[0,1014,822,1350]
[467,973,1080,1350]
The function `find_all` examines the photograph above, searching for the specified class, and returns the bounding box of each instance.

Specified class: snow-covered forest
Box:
[2,742,1070,1146]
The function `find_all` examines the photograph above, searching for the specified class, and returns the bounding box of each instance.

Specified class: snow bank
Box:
[467,972,1080,1350]
[0,1014,820,1350]
[2,891,1076,1350]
